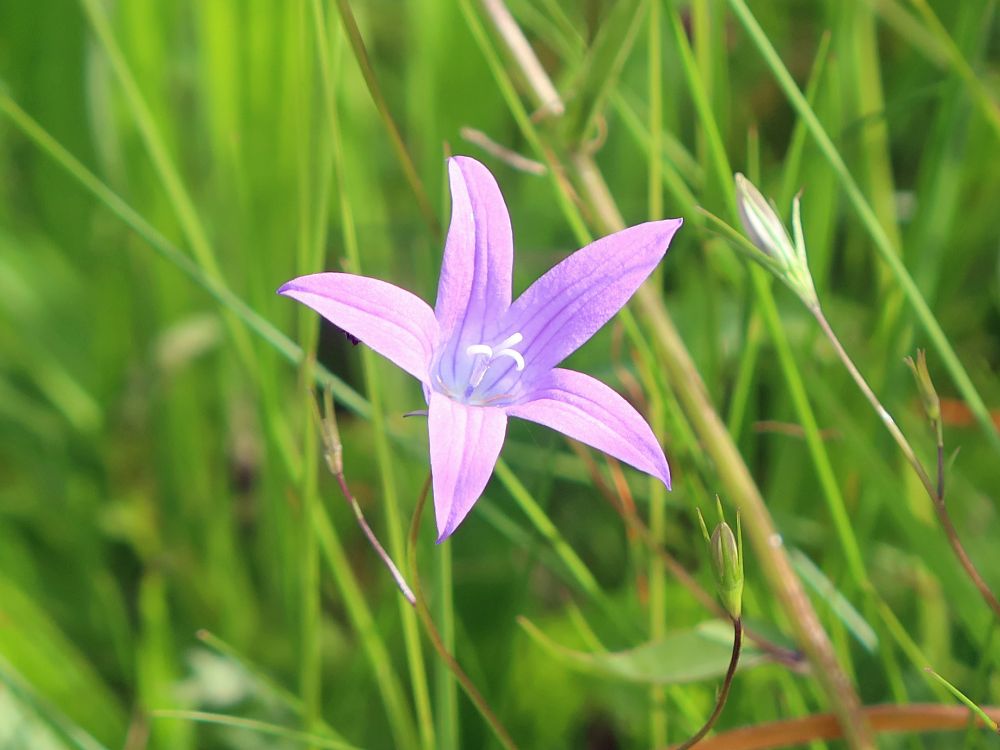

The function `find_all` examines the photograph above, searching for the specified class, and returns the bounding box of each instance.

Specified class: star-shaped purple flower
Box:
[280,156,682,541]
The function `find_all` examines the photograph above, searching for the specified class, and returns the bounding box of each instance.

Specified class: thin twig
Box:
[812,307,1000,621]
[311,392,415,604]
[459,127,548,174]
[407,476,520,750]
[673,618,744,750]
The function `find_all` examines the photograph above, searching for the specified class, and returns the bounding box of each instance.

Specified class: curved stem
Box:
[673,617,743,750]
[812,306,1000,621]
[407,476,519,750]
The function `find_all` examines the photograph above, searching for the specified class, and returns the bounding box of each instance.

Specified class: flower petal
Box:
[429,392,507,541]
[434,157,514,383]
[504,219,682,376]
[506,368,670,487]
[279,273,438,383]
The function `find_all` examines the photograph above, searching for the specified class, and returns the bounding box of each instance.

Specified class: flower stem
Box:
[407,476,520,750]
[313,393,415,604]
[673,617,743,750]
[811,306,1000,622]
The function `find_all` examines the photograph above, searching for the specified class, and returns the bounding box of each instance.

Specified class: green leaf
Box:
[562,0,645,145]
[518,617,762,685]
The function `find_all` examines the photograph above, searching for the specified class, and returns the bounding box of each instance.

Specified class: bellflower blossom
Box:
[279,156,682,540]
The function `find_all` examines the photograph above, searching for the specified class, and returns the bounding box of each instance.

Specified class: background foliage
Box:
[0,0,998,748]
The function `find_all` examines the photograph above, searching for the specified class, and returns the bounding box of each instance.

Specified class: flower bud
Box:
[710,520,743,620]
[734,173,817,307]
[904,349,940,425]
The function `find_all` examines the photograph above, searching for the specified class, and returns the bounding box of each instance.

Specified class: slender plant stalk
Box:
[314,4,437,742]
[152,712,361,750]
[329,0,439,236]
[647,1,668,743]
[294,4,329,742]
[407,477,519,750]
[907,0,1000,142]
[312,393,415,604]
[726,0,1000,456]
[467,3,871,744]
[673,618,743,750]
[811,308,1000,621]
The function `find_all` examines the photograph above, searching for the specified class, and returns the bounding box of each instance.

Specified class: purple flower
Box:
[279,156,682,540]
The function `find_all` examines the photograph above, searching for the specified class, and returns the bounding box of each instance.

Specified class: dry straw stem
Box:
[474,3,873,746]
[671,703,1000,750]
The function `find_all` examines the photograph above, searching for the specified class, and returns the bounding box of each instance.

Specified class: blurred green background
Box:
[1,1,998,748]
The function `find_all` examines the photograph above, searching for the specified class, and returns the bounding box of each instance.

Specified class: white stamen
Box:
[496,348,525,371]
[466,344,494,358]
[464,331,526,389]
[497,332,523,349]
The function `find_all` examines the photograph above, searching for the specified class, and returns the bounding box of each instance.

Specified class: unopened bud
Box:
[734,173,817,307]
[904,350,940,425]
[710,519,743,620]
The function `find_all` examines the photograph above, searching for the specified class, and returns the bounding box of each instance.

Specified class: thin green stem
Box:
[407,476,519,750]
[492,460,633,635]
[754,277,867,588]
[330,0,440,237]
[0,94,369,421]
[314,3,436,742]
[907,0,1000,143]
[152,712,362,750]
[811,308,1000,622]
[727,0,1000,455]
[647,1,667,744]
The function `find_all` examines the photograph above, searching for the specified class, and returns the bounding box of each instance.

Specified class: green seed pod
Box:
[734,173,818,308]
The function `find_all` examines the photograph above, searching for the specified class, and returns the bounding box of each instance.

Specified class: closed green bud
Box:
[904,349,941,425]
[734,173,818,308]
[710,520,743,620]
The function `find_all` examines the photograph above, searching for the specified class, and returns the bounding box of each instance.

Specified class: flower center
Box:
[432,332,527,405]
[465,332,525,389]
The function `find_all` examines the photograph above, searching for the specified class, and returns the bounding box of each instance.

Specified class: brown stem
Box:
[671,703,1000,750]
[407,475,520,750]
[812,307,1000,622]
[674,618,743,750]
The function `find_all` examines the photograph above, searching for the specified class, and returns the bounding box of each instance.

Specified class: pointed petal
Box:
[506,368,670,487]
[505,219,682,375]
[279,273,438,383]
[429,392,507,541]
[434,157,513,348]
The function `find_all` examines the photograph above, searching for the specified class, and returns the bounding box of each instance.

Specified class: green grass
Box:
[1,1,999,748]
